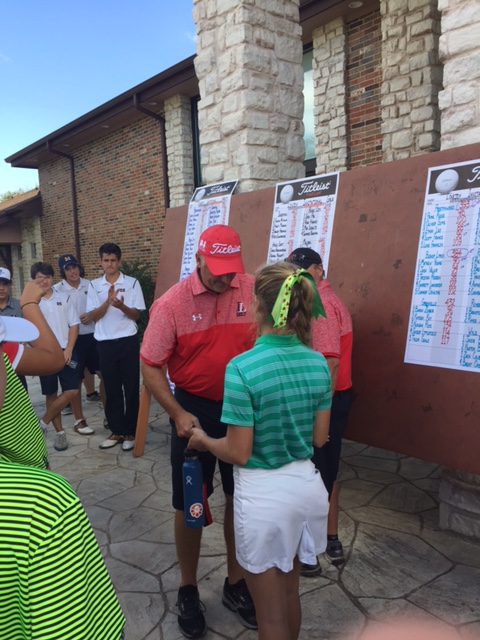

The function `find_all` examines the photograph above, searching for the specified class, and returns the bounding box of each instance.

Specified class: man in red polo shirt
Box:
[287,247,353,575]
[141,225,256,639]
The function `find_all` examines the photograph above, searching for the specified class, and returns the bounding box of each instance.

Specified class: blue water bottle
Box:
[183,448,205,528]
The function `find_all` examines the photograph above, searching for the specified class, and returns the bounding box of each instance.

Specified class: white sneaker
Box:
[74,419,95,435]
[39,420,48,437]
[99,435,124,449]
[122,437,135,451]
[54,432,68,451]
[61,405,73,416]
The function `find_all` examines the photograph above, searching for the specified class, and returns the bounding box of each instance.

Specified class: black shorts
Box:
[75,333,100,376]
[312,388,353,498]
[39,355,81,396]
[170,387,234,511]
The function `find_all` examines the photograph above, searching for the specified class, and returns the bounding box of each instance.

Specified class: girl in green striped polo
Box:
[189,261,332,640]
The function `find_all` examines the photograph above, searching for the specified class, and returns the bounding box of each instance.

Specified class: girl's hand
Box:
[188,426,208,452]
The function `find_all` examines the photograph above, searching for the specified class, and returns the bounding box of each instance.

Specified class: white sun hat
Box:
[0,316,39,344]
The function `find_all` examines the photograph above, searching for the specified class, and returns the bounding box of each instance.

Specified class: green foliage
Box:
[121,259,155,342]
[0,187,38,203]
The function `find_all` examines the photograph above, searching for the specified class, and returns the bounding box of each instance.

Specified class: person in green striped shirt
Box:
[0,320,125,640]
[189,261,332,640]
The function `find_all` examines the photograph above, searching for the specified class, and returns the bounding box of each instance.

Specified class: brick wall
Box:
[38,117,166,282]
[346,10,382,168]
[312,10,382,174]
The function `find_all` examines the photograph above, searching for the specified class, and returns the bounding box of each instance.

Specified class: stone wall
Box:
[380,0,442,161]
[19,216,43,291]
[164,94,195,207]
[438,0,480,149]
[193,0,305,191]
[313,9,383,174]
[312,18,348,174]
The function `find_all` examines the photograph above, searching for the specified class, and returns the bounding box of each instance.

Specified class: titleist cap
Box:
[197,225,245,276]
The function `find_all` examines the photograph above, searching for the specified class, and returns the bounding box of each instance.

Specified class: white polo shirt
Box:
[53,278,94,336]
[86,272,145,342]
[38,289,80,349]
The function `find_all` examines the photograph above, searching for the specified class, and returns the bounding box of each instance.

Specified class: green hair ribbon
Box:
[270,268,326,328]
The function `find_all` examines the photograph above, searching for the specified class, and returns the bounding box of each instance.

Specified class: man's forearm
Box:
[141,362,183,420]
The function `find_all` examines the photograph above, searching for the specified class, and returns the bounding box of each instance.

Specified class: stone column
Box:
[438,0,480,149]
[193,0,305,191]
[312,18,348,174]
[164,95,195,207]
[380,0,442,161]
[20,216,43,298]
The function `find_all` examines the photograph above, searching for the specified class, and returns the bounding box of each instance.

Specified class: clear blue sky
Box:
[0,0,197,195]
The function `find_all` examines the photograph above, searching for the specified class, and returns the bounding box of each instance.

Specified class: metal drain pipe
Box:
[46,142,81,261]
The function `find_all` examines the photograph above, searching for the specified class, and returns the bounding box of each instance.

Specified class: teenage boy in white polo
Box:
[33,262,81,452]
[86,243,145,451]
[54,253,105,436]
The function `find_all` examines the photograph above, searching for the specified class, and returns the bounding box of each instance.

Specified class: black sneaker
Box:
[176,585,206,639]
[300,558,322,578]
[300,558,322,577]
[326,538,345,566]
[222,578,257,630]
[86,391,102,403]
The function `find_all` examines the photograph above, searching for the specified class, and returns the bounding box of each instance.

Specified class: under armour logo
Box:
[192,314,202,322]
[185,475,193,485]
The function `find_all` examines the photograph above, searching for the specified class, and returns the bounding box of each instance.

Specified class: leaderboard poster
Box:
[180,180,238,279]
[405,159,480,371]
[267,173,339,270]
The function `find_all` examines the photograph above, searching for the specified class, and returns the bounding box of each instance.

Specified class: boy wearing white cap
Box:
[0,268,21,319]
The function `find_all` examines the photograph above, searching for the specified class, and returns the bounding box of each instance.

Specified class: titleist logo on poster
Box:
[298,180,331,196]
[467,166,480,182]
[199,241,241,255]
